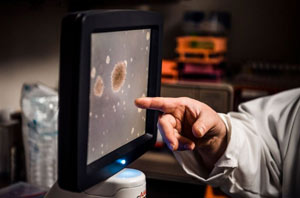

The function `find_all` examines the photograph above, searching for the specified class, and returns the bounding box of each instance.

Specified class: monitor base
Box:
[45,168,146,198]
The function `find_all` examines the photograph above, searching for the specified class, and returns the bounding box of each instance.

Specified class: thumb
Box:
[191,116,212,138]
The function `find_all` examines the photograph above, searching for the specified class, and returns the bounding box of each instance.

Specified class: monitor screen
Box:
[88,29,151,165]
[58,10,162,192]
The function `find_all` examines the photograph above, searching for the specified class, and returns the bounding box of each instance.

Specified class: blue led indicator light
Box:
[116,159,126,165]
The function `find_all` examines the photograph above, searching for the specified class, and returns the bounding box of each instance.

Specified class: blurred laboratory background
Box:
[0,0,299,197]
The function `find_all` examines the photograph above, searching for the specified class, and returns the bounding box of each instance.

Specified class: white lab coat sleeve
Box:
[173,88,300,198]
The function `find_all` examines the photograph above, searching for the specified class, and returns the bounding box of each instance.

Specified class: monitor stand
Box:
[45,168,146,198]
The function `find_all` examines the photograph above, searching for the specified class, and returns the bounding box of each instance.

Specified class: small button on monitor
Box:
[58,10,162,192]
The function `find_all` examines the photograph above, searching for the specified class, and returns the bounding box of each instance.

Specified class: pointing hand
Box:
[135,97,227,169]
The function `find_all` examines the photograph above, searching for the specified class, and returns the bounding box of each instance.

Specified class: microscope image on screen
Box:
[87,29,151,165]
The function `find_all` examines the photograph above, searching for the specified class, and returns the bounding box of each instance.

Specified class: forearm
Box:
[174,113,281,198]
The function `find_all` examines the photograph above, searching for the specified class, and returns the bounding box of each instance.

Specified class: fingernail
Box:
[134,99,139,105]
[199,127,204,133]
[198,127,204,137]
[169,143,175,150]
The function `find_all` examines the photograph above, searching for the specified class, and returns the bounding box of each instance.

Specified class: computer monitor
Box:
[58,10,162,192]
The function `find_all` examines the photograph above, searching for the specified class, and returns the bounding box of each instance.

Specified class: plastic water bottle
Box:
[21,83,58,190]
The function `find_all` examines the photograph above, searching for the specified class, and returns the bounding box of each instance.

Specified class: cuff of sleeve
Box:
[173,113,244,186]
[214,113,238,168]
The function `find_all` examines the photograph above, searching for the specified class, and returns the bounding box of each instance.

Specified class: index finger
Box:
[135,97,177,113]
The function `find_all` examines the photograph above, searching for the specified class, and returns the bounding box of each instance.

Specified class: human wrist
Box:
[195,119,228,171]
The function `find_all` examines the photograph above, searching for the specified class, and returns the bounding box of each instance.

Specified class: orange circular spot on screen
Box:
[111,61,127,92]
[93,75,104,97]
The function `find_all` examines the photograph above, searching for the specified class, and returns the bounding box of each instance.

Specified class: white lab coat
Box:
[173,88,300,198]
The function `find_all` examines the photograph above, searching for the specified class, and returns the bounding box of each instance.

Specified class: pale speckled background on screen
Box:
[87,29,151,165]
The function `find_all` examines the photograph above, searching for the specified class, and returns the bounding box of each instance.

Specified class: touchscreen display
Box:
[87,29,151,165]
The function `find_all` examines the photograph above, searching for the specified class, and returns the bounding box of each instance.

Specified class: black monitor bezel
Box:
[58,10,162,192]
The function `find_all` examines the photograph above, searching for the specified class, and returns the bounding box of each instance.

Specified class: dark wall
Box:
[0,0,299,110]
[149,0,300,63]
